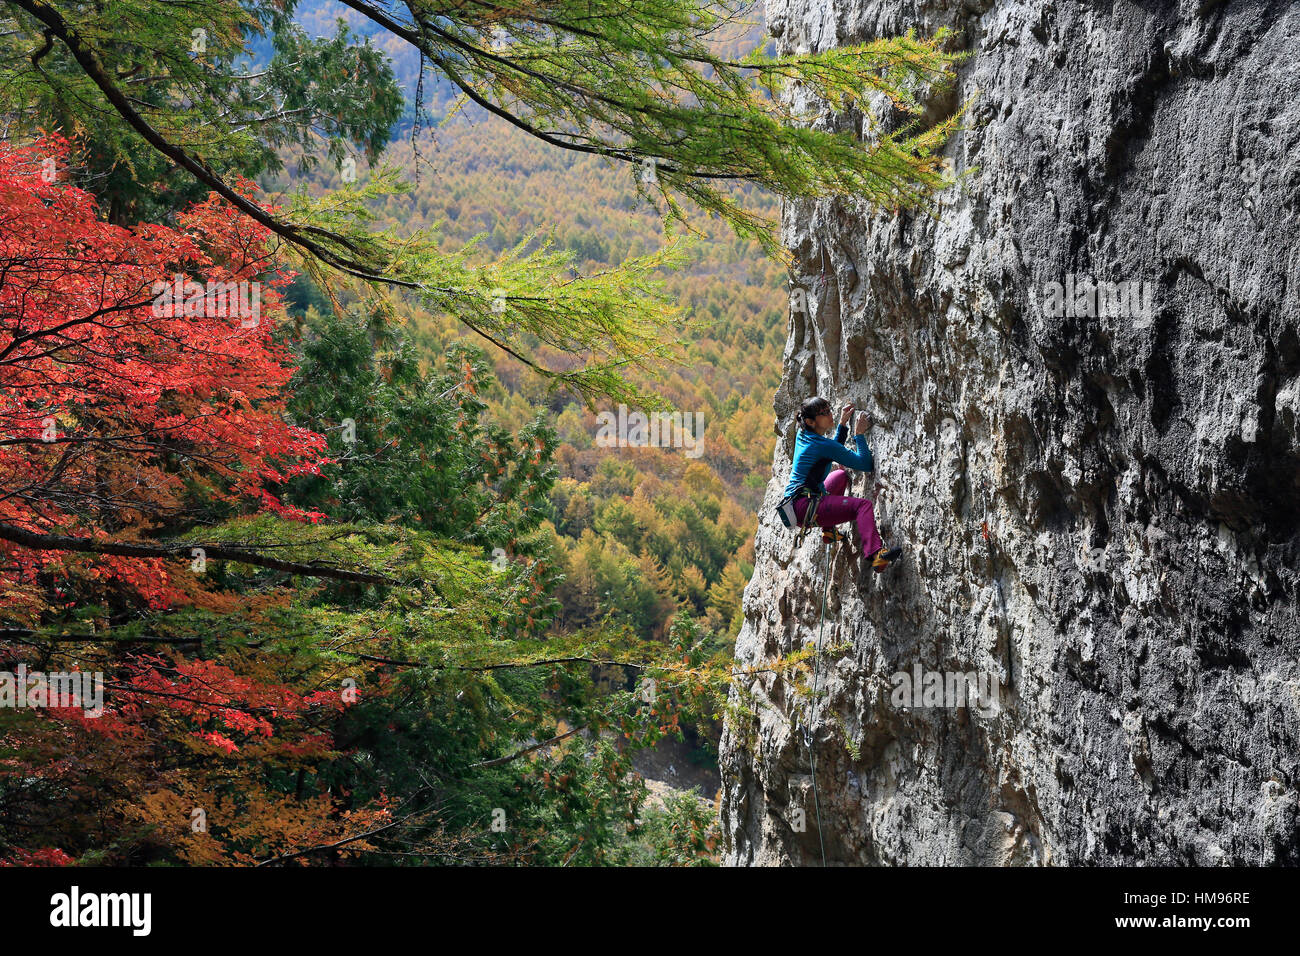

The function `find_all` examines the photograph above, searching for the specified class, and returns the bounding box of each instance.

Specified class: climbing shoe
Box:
[821,527,861,557]
[872,546,903,573]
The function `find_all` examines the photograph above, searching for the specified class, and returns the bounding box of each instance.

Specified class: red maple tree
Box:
[0,136,394,866]
[0,135,330,615]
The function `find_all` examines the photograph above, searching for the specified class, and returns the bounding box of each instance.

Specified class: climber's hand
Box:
[839,403,854,426]
[854,411,871,435]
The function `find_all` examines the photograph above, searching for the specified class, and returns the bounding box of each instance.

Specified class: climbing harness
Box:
[776,485,825,561]
[775,486,816,529]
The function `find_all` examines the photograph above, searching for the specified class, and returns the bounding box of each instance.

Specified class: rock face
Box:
[719,0,1300,865]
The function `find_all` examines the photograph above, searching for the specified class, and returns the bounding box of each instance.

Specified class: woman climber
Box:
[777,395,903,572]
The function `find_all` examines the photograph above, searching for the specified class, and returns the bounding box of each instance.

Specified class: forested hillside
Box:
[271,116,786,647]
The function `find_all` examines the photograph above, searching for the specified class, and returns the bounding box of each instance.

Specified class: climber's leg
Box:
[793,490,900,570]
[811,495,883,555]
[850,497,883,557]
[789,471,848,525]
[823,468,849,496]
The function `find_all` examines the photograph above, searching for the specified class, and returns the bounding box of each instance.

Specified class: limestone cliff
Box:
[719,0,1300,865]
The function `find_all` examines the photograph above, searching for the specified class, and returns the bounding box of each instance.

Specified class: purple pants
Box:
[792,469,883,555]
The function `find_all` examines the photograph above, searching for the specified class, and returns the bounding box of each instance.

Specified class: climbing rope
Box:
[802,535,833,868]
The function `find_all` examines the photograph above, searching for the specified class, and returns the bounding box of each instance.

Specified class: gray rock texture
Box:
[719,0,1300,865]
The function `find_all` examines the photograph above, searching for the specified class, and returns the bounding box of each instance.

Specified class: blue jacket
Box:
[782,424,873,499]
